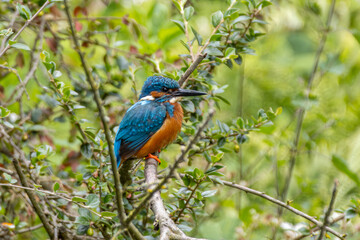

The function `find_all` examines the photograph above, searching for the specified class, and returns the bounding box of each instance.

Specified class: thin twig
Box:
[178,53,207,87]
[0,166,14,175]
[0,0,50,58]
[174,181,201,223]
[15,224,44,234]
[317,180,339,240]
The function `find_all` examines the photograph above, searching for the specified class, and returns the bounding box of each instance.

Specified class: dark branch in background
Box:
[62,1,144,239]
[280,0,336,205]
[0,0,50,58]
[0,126,54,239]
[317,180,339,240]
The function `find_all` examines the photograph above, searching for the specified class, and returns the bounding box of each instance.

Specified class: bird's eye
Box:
[162,87,169,92]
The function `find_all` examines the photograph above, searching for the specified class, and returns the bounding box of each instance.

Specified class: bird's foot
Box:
[145,153,161,164]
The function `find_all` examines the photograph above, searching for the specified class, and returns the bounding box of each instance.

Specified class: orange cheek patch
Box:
[150,91,166,98]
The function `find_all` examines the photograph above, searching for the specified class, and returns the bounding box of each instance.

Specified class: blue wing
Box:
[114,100,167,167]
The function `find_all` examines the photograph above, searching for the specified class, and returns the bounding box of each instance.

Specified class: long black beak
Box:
[172,88,207,97]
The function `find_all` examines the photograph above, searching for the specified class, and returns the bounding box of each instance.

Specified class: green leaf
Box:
[72,197,88,203]
[86,194,100,209]
[53,182,60,192]
[77,224,89,235]
[206,165,224,174]
[171,19,185,33]
[17,4,32,20]
[182,100,195,113]
[0,28,13,37]
[211,152,224,163]
[184,6,194,21]
[211,11,223,27]
[172,0,182,11]
[11,43,31,51]
[193,168,205,180]
[0,106,10,118]
[332,155,360,186]
[232,15,251,25]
[203,47,223,56]
[191,27,203,46]
[80,143,93,159]
[224,47,236,58]
[53,70,62,78]
[224,8,239,18]
[345,208,358,219]
[257,1,272,10]
[100,211,117,217]
[234,55,243,65]
[4,173,17,184]
[78,208,92,219]
[201,189,217,198]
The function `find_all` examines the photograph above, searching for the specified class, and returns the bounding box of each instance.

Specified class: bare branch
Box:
[317,180,339,240]
[178,53,207,87]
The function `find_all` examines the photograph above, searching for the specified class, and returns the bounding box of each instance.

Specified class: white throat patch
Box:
[139,95,155,101]
[170,97,181,103]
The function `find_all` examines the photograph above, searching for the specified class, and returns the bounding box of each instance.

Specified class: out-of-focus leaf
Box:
[212,11,223,27]
[184,6,194,21]
[80,143,92,159]
[191,27,203,46]
[332,155,360,186]
[11,43,31,51]
[171,19,185,33]
[17,3,32,20]
[0,107,10,118]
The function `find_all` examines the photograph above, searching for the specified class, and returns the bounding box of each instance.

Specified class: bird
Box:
[114,76,206,167]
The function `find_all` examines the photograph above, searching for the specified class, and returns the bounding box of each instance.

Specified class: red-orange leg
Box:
[145,153,161,164]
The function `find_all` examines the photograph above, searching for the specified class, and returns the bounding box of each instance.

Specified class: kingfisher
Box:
[114,76,206,167]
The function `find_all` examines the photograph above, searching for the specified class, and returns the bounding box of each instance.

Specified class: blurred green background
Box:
[1,0,360,239]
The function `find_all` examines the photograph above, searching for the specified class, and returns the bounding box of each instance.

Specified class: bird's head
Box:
[139,76,206,102]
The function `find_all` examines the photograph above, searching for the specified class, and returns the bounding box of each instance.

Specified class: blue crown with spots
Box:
[139,76,180,99]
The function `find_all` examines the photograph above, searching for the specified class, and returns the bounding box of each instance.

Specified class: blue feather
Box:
[114,100,167,166]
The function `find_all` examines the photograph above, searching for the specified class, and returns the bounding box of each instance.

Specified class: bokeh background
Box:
[1,0,360,239]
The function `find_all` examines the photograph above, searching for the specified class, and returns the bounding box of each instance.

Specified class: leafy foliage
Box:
[0,0,360,239]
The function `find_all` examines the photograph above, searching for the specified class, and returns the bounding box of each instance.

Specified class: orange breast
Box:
[135,102,183,158]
